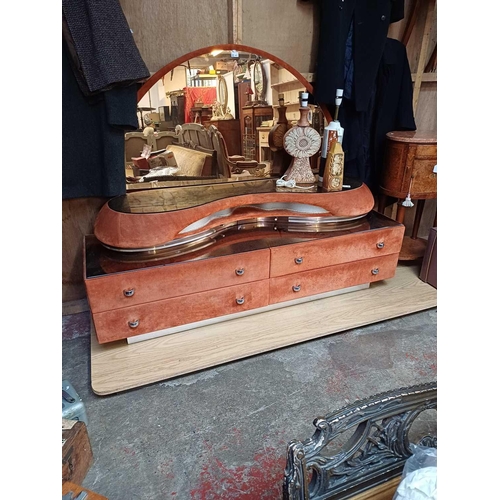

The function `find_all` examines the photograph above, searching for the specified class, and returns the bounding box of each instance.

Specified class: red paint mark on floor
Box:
[190,447,285,499]
[123,447,136,456]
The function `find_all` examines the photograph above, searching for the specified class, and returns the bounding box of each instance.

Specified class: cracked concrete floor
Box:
[62,308,437,500]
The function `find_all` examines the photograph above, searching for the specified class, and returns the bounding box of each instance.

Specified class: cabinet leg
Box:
[396,202,406,224]
[411,199,426,239]
[378,194,388,214]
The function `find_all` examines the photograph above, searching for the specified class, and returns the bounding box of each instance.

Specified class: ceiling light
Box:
[210,49,223,57]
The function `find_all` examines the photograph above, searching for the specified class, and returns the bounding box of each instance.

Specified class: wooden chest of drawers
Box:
[84,212,404,344]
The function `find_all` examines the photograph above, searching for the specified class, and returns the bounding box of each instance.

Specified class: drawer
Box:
[259,132,269,144]
[415,144,437,159]
[85,248,270,313]
[411,159,437,196]
[269,226,404,277]
[93,279,270,343]
[269,254,399,304]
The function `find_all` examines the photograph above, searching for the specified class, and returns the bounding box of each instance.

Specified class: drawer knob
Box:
[236,297,245,305]
[376,242,385,249]
[371,268,379,275]
[128,319,140,328]
[295,257,303,265]
[235,268,245,276]
[292,284,301,292]
[123,288,135,297]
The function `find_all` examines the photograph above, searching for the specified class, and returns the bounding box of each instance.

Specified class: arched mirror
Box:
[216,75,229,117]
[125,44,328,190]
[252,59,267,105]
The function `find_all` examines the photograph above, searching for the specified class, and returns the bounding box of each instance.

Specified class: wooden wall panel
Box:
[119,0,230,74]
[241,0,318,73]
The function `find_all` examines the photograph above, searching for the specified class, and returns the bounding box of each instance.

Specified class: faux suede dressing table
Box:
[86,178,439,396]
[85,179,405,343]
[86,45,437,395]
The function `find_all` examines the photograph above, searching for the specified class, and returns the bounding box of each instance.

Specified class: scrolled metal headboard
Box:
[283,381,437,500]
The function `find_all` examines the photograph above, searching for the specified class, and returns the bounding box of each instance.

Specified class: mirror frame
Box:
[137,43,332,122]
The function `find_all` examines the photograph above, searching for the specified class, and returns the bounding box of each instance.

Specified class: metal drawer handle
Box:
[123,288,135,297]
[371,268,379,275]
[292,284,301,292]
[235,268,245,276]
[295,257,303,265]
[128,319,140,328]
[236,297,245,305]
[376,242,385,249]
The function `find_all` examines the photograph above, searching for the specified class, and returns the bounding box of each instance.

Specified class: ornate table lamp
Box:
[276,92,321,192]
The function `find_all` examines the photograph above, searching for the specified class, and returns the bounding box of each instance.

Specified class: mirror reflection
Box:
[125,48,324,189]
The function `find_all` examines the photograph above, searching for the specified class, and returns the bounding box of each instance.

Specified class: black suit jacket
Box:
[314,0,404,112]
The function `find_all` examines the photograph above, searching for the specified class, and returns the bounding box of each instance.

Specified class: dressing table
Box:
[85,179,404,344]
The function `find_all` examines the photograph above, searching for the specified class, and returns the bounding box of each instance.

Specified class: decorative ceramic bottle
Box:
[322,130,345,192]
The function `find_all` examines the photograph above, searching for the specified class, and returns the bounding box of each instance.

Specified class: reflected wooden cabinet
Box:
[241,105,273,160]
[208,119,241,156]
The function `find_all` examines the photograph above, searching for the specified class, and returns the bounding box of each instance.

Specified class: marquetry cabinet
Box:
[378,130,437,260]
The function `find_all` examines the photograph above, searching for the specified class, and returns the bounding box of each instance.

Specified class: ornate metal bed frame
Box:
[283,382,437,500]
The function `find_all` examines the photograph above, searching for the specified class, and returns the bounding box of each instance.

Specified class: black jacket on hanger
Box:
[62,42,140,199]
[338,37,416,192]
[314,0,405,112]
[62,0,150,199]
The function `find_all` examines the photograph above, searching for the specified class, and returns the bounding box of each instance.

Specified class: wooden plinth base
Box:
[398,236,428,261]
[90,264,436,395]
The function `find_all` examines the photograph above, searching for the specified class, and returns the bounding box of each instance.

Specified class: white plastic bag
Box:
[393,445,437,500]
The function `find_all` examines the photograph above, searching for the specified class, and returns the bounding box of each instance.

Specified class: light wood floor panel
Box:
[90,264,436,395]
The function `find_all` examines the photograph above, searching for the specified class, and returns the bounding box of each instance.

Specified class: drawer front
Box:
[269,254,399,304]
[270,226,404,277]
[415,144,437,159]
[411,159,437,196]
[86,248,270,313]
[93,279,270,343]
[259,132,269,145]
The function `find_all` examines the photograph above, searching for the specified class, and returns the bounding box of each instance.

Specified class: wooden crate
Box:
[62,419,93,485]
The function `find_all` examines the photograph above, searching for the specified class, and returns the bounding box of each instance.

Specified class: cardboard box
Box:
[215,61,230,71]
[147,150,177,169]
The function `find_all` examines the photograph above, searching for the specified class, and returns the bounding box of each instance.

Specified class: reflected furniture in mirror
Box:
[177,123,269,178]
[132,44,327,188]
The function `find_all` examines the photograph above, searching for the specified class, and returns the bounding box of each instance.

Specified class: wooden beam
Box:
[231,0,243,45]
[411,73,437,82]
[413,0,436,114]
[402,0,420,46]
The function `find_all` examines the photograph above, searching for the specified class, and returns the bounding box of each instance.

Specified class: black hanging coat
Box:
[314,0,405,112]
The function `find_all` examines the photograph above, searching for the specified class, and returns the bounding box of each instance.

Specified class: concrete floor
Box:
[62,307,437,500]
